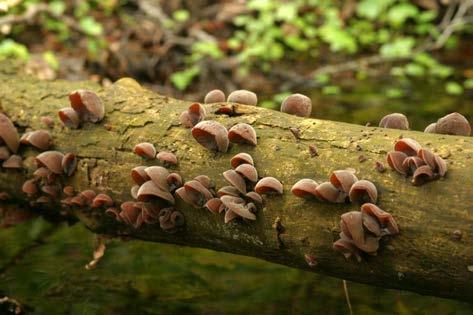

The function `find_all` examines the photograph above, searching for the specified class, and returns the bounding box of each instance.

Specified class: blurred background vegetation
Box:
[0,0,472,314]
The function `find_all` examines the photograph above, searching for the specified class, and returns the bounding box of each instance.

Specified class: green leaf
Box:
[380,37,415,58]
[319,25,357,53]
[386,88,405,98]
[79,17,103,36]
[390,66,405,76]
[430,64,453,78]
[42,51,59,70]
[322,85,341,95]
[284,36,309,51]
[192,42,223,59]
[387,3,419,27]
[445,81,463,95]
[314,73,330,84]
[464,78,473,89]
[49,1,66,15]
[417,10,437,23]
[170,66,200,91]
[404,63,425,77]
[173,10,190,23]
[275,3,298,21]
[357,0,395,20]
[413,53,437,68]
[0,39,29,61]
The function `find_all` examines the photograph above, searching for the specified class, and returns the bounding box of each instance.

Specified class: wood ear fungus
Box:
[192,120,229,152]
[360,203,399,236]
[435,112,471,136]
[205,198,224,213]
[22,130,52,151]
[394,138,421,156]
[131,166,150,186]
[386,151,408,175]
[379,113,409,130]
[402,156,426,175]
[314,181,346,203]
[119,201,143,228]
[183,180,213,207]
[223,170,247,194]
[245,191,262,205]
[230,153,254,168]
[144,166,170,191]
[92,194,114,208]
[220,195,256,221]
[228,123,257,146]
[0,113,19,153]
[330,170,358,193]
[424,123,437,133]
[412,165,434,186]
[137,180,175,204]
[133,142,156,159]
[217,186,240,197]
[180,102,206,128]
[2,155,22,169]
[348,180,377,204]
[194,175,214,190]
[280,93,312,117]
[291,179,318,199]
[22,179,38,197]
[58,108,80,129]
[0,146,10,160]
[61,153,77,176]
[69,89,105,123]
[35,151,64,174]
[255,177,283,195]
[227,90,257,106]
[204,89,226,103]
[235,164,258,183]
[167,173,183,191]
[156,151,178,166]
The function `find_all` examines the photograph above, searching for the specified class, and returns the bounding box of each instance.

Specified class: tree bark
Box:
[0,63,472,301]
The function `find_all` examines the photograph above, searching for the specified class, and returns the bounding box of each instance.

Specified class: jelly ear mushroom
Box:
[35,151,64,174]
[332,238,362,262]
[0,113,20,153]
[2,155,22,169]
[69,89,105,123]
[137,180,175,204]
[291,179,318,199]
[58,108,80,129]
[144,166,170,191]
[192,120,229,152]
[167,173,183,191]
[180,103,206,128]
[361,203,399,236]
[330,170,358,193]
[402,156,426,175]
[223,170,247,194]
[156,151,178,166]
[22,179,38,197]
[412,165,434,186]
[235,164,258,182]
[24,130,53,151]
[386,151,408,175]
[435,112,471,136]
[245,191,262,205]
[424,123,437,133]
[0,146,10,160]
[131,166,150,186]
[204,89,226,104]
[227,90,257,106]
[92,194,114,208]
[379,113,409,130]
[184,180,214,206]
[62,153,77,176]
[280,93,312,117]
[255,177,283,195]
[349,180,378,204]
[194,175,214,190]
[217,185,240,197]
[228,123,257,146]
[133,142,156,159]
[230,152,254,168]
[394,138,421,156]
[220,195,256,220]
[205,198,223,214]
[418,148,447,176]
[314,181,346,203]
[119,201,143,228]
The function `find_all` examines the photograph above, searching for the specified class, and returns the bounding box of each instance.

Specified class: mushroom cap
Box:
[386,151,408,175]
[179,111,194,128]
[188,102,206,117]
[424,123,437,133]
[412,165,434,186]
[245,191,262,205]
[63,185,75,196]
[184,180,213,206]
[291,178,318,199]
[137,180,175,204]
[360,203,399,235]
[22,179,38,196]
[205,198,223,213]
[35,151,64,174]
[349,180,378,204]
[144,166,170,191]
[340,211,365,249]
[224,209,239,223]
[280,93,312,117]
[220,195,256,220]
[0,146,10,160]
[130,185,139,199]
[332,238,362,262]
[204,89,226,104]
[25,130,52,151]
[92,194,114,208]
[394,138,421,156]
[2,154,22,169]
[131,166,150,186]
[0,113,19,153]
[434,154,447,177]
[61,152,77,176]
[194,175,214,189]
[69,89,105,123]
[156,151,178,165]
[119,201,143,228]
[227,90,257,106]
[230,153,254,168]
[314,181,345,203]
[402,156,426,175]
[80,190,96,203]
[362,213,381,237]
[217,185,240,197]
[41,185,60,198]
[175,187,197,207]
[255,177,283,195]
[167,173,183,190]
[58,107,80,129]
[435,112,471,136]
[192,120,229,152]
[379,113,409,130]
[133,142,156,159]
[330,170,358,193]
[228,123,257,146]
[235,163,258,182]
[170,210,185,227]
[223,170,247,194]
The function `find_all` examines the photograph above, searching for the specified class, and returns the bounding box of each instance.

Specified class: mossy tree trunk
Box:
[0,65,472,302]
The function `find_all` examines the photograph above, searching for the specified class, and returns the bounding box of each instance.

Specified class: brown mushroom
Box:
[230,153,254,168]
[379,113,409,130]
[255,177,283,195]
[280,93,312,117]
[0,113,19,153]
[2,155,22,169]
[330,170,358,194]
[223,170,247,194]
[435,112,471,136]
[360,203,399,236]
[314,181,346,203]
[156,151,178,166]
[69,89,105,123]
[228,123,257,146]
[411,165,434,186]
[394,138,421,156]
[137,180,175,204]
[192,120,229,152]
[291,179,318,199]
[386,151,408,175]
[62,153,77,176]
[204,89,226,103]
[35,151,64,174]
[133,142,156,159]
[58,108,80,129]
[227,90,257,106]
[348,180,378,204]
[24,130,52,151]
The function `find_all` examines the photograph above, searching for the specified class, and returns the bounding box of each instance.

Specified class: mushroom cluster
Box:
[333,203,399,261]
[387,137,447,185]
[291,170,378,204]
[378,113,409,130]
[58,89,105,128]
[180,103,206,128]
[133,142,178,166]
[424,112,471,136]
[0,113,22,169]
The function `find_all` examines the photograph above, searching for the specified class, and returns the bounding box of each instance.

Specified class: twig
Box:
[343,280,354,315]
